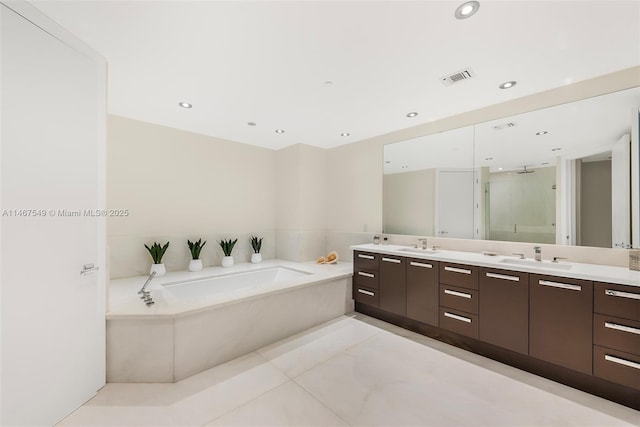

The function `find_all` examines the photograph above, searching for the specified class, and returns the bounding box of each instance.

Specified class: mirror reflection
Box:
[383,87,640,248]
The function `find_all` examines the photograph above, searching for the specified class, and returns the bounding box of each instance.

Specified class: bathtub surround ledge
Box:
[106,260,353,382]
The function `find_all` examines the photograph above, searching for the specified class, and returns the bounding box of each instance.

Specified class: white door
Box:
[611,134,630,248]
[1,4,106,426]
[437,170,475,239]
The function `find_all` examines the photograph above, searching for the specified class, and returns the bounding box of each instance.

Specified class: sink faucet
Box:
[533,246,542,262]
[418,238,428,249]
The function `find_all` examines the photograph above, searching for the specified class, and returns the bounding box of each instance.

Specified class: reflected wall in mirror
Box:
[383,126,474,238]
[383,87,640,249]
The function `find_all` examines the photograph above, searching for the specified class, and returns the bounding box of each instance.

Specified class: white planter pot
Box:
[150,263,166,277]
[189,259,203,272]
[251,253,262,264]
[221,256,234,267]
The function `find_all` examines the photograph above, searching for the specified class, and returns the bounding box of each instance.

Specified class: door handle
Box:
[444,266,471,275]
[410,261,433,268]
[539,280,581,291]
[80,263,99,275]
[486,272,520,282]
[444,289,472,299]
[605,289,640,300]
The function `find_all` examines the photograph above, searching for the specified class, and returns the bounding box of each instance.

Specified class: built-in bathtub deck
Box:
[107,260,354,382]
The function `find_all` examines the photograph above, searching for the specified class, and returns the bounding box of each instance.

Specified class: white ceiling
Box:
[32,0,640,150]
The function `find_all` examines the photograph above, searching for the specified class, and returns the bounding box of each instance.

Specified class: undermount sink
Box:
[500,258,572,270]
[397,247,440,255]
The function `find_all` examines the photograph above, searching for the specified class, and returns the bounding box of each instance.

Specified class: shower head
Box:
[517,166,535,174]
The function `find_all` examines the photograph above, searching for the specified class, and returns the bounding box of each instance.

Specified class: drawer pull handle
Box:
[539,280,581,291]
[357,289,375,297]
[605,322,640,335]
[486,272,520,282]
[382,257,401,264]
[358,254,375,260]
[444,312,472,323]
[604,354,640,370]
[357,272,375,278]
[605,289,640,300]
[444,266,472,275]
[410,261,433,268]
[444,289,472,299]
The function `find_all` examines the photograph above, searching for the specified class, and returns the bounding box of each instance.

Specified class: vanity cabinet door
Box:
[529,274,593,374]
[479,268,529,354]
[406,259,439,326]
[379,255,406,316]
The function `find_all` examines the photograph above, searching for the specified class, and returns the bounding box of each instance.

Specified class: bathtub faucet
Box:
[138,271,157,306]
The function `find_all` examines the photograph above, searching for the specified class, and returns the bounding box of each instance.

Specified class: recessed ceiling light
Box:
[536,131,548,135]
[551,147,562,151]
[341,132,350,137]
[499,81,517,89]
[498,167,504,171]
[324,81,334,85]
[455,1,480,19]
[406,112,418,118]
[275,129,285,134]
[178,101,192,108]
[247,122,256,126]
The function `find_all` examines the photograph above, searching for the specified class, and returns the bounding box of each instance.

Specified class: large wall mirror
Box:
[383,87,640,249]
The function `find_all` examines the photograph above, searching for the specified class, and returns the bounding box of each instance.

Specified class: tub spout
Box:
[138,271,157,306]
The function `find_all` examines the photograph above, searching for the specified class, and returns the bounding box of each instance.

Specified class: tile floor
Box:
[59,314,639,426]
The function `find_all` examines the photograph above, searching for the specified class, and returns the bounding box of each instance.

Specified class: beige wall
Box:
[107,115,277,278]
[383,169,435,235]
[276,144,327,261]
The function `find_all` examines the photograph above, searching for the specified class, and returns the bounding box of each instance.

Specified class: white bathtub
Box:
[162,266,310,300]
[107,260,354,382]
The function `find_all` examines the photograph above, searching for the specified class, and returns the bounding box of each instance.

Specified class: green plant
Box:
[250,236,263,254]
[187,239,207,260]
[144,241,170,264]
[218,238,238,256]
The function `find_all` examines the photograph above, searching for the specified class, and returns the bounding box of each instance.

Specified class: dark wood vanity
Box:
[353,249,640,410]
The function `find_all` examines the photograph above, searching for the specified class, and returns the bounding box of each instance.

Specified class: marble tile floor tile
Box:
[58,314,639,427]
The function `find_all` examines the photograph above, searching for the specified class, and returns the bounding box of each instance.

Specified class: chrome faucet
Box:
[138,271,157,306]
[533,246,542,262]
[418,238,428,249]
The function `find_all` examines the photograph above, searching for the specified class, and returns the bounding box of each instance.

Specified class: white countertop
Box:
[108,259,353,319]
[351,244,640,288]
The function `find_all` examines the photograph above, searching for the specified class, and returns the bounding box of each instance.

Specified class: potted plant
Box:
[144,241,170,276]
[187,239,206,271]
[219,238,237,267]
[250,236,263,264]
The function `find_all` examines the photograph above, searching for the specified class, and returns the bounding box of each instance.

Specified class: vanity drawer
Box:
[353,285,379,307]
[594,313,640,356]
[439,307,478,339]
[439,283,478,315]
[440,262,478,290]
[594,282,640,322]
[593,345,640,390]
[354,251,379,271]
[354,269,379,289]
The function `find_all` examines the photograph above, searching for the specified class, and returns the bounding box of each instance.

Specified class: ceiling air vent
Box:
[440,68,476,87]
[492,122,517,131]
